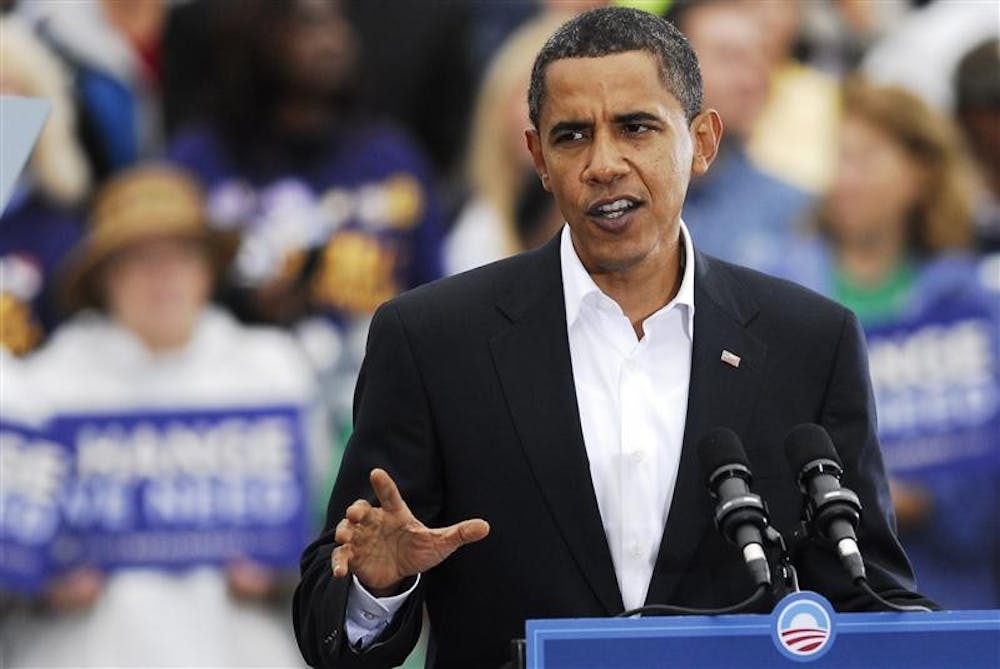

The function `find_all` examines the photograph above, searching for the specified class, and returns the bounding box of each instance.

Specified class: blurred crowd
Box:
[1,0,997,666]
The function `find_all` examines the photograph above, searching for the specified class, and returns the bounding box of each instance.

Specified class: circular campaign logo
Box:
[771,591,837,662]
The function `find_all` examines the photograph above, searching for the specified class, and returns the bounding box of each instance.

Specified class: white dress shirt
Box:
[561,222,695,610]
[346,221,696,643]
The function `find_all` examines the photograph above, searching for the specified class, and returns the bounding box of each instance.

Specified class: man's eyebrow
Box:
[613,111,665,125]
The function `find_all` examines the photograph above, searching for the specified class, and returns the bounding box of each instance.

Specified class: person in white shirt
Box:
[5,164,322,668]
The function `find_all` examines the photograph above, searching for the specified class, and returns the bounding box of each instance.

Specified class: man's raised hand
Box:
[330,468,490,596]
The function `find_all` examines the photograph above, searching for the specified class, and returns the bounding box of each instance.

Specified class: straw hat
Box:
[59,163,236,312]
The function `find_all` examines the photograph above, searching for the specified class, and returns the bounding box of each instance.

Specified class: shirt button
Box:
[629,450,643,464]
[627,542,642,559]
[361,610,377,621]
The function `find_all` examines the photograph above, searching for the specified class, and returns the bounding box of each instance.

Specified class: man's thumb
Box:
[443,518,490,548]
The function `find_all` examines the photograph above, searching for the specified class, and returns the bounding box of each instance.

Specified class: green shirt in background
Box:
[834,259,915,327]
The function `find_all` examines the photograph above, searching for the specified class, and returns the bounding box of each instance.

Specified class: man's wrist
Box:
[362,574,418,598]
[345,573,421,649]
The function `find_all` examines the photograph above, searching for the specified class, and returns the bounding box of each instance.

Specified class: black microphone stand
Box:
[788,518,931,614]
[617,524,798,618]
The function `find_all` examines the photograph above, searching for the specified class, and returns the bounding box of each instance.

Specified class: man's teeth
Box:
[595,199,636,219]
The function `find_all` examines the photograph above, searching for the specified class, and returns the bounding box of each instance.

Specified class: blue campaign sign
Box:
[0,420,70,593]
[865,306,1000,475]
[48,405,311,573]
[865,300,1000,609]
[527,592,1000,669]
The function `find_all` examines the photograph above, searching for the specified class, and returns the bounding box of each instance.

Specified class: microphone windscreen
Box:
[697,427,749,484]
[783,423,841,473]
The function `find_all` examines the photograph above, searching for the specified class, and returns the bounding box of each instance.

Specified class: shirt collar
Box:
[560,219,696,339]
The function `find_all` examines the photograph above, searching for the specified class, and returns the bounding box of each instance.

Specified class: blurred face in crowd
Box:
[744,0,800,65]
[828,115,925,248]
[99,0,164,50]
[682,2,770,141]
[526,50,720,277]
[506,71,535,170]
[277,0,356,99]
[102,238,212,352]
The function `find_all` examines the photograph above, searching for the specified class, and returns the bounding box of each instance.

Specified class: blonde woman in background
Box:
[778,78,999,610]
[443,12,571,276]
[784,77,978,319]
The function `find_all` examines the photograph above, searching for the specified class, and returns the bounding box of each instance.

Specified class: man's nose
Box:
[582,132,629,184]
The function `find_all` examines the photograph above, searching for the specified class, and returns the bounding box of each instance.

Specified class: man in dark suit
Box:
[293,8,928,668]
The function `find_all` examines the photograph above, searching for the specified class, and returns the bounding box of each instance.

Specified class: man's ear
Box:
[525,128,551,192]
[690,109,723,177]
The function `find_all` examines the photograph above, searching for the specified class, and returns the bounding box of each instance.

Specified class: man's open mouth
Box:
[587,197,642,220]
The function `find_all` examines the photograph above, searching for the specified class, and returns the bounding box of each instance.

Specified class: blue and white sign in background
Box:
[1,405,312,592]
[865,302,1000,609]
[49,406,311,574]
[866,307,1000,476]
[0,420,71,593]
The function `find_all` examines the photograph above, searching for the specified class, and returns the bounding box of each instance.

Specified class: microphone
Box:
[783,423,866,582]
[697,427,772,587]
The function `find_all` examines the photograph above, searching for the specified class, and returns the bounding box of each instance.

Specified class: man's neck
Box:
[589,240,684,340]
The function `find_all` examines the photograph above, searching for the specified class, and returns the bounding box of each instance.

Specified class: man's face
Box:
[526,51,719,277]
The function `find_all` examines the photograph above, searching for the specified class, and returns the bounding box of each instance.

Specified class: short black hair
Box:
[528,6,703,129]
[955,38,1000,113]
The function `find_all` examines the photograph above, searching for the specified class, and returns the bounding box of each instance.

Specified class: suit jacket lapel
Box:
[645,250,767,606]
[489,237,624,616]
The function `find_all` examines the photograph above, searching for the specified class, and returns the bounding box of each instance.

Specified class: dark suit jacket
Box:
[293,234,928,668]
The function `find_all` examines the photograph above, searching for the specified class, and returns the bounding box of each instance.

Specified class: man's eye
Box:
[556,130,586,143]
[624,123,651,135]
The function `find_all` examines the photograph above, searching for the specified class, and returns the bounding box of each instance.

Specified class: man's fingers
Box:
[345,499,372,523]
[370,468,405,514]
[439,518,490,550]
[334,518,353,545]
[331,544,352,579]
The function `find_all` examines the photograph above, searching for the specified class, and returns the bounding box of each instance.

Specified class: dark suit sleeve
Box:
[798,309,936,610]
[293,301,443,667]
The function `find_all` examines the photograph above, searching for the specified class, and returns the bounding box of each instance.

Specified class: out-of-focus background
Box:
[0,0,997,667]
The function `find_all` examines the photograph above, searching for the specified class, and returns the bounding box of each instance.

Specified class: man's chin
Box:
[583,248,648,276]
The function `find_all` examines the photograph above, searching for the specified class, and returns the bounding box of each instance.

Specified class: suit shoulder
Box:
[387,245,551,316]
[704,254,852,334]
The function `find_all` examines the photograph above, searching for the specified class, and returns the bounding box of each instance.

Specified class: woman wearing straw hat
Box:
[55,163,240,353]
[6,164,322,667]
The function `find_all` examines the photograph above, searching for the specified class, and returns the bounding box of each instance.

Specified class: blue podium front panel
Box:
[527,594,1000,668]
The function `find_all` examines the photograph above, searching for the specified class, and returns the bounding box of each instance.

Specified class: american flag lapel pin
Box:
[721,350,741,368]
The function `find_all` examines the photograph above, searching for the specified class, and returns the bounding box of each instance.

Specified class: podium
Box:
[525,592,1000,668]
